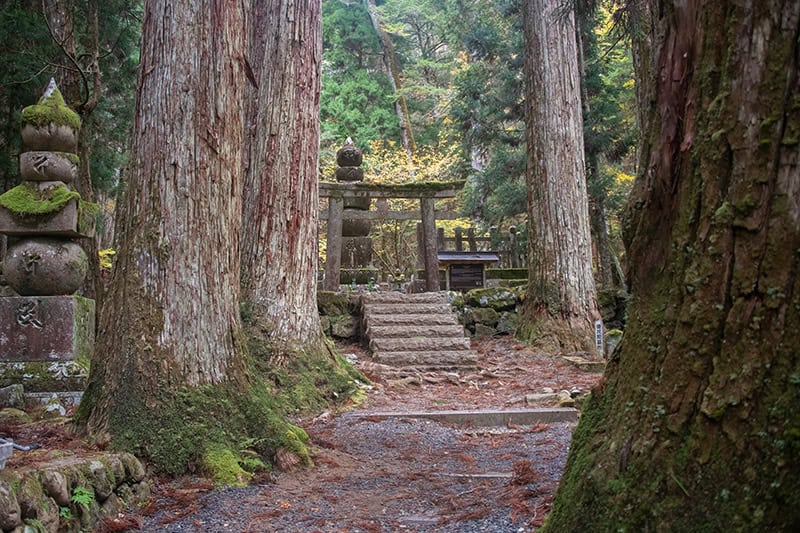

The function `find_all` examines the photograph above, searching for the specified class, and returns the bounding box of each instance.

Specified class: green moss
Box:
[203,446,252,486]
[465,286,520,311]
[53,151,80,165]
[78,199,99,235]
[0,183,80,220]
[284,425,313,467]
[0,360,87,391]
[97,381,292,475]
[713,202,735,225]
[20,87,81,131]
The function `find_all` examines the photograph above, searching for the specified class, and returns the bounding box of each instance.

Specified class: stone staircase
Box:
[361,292,478,369]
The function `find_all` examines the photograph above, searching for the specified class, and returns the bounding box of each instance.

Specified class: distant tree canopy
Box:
[0,0,140,195]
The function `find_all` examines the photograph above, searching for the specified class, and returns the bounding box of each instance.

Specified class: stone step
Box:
[369,336,471,353]
[366,313,458,326]
[348,407,579,427]
[366,324,466,338]
[363,303,452,315]
[362,292,448,304]
[373,350,478,367]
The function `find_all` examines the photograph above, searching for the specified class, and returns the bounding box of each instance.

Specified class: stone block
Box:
[0,384,24,408]
[339,268,379,285]
[0,198,95,238]
[343,196,371,210]
[19,151,77,183]
[496,311,519,334]
[0,296,94,391]
[341,218,371,237]
[330,315,359,339]
[465,287,520,311]
[470,307,500,327]
[340,236,373,269]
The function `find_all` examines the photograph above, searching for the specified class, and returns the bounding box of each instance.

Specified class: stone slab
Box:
[351,408,579,427]
[0,198,95,238]
[369,336,471,353]
[366,324,467,338]
[0,295,94,391]
[562,356,606,372]
[0,295,95,362]
[366,313,457,326]
[372,350,478,367]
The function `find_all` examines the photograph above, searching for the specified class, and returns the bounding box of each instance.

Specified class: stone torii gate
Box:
[320,180,464,292]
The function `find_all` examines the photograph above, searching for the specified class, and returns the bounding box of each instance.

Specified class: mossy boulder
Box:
[497,311,520,335]
[474,323,497,338]
[470,307,500,327]
[465,287,520,311]
[330,314,358,339]
[317,291,352,316]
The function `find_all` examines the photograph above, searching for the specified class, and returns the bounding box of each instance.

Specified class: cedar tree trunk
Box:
[542,1,800,530]
[79,0,255,469]
[519,0,599,353]
[242,0,328,362]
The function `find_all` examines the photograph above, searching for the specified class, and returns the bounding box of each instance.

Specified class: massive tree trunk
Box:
[242,0,328,364]
[542,1,800,530]
[78,0,267,473]
[518,0,599,353]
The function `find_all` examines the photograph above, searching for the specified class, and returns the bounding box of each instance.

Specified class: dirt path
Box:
[136,338,602,532]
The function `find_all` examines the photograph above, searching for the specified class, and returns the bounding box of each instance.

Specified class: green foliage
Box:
[71,486,94,510]
[23,518,46,533]
[59,506,72,519]
[321,0,400,161]
[0,0,141,194]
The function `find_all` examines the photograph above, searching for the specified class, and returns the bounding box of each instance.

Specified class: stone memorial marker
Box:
[0,80,97,396]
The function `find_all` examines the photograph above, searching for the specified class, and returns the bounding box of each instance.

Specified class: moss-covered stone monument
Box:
[0,80,97,399]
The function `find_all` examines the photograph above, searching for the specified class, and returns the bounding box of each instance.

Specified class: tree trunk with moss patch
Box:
[541,1,800,530]
[79,0,252,455]
[519,0,599,353]
[241,0,330,365]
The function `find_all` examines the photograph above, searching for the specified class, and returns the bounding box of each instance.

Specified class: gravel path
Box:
[132,337,601,533]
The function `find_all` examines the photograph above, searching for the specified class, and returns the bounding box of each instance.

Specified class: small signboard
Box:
[595,320,604,356]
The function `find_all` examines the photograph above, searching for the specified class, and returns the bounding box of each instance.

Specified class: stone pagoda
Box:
[0,80,97,401]
[336,138,377,285]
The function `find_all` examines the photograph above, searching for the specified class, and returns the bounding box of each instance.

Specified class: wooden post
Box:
[421,198,439,292]
[437,227,445,251]
[323,197,343,291]
[455,227,463,251]
[467,227,477,252]
[509,226,519,268]
[416,222,424,269]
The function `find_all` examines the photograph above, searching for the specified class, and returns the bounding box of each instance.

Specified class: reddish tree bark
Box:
[542,0,800,529]
[519,0,599,353]
[82,0,249,432]
[241,0,328,362]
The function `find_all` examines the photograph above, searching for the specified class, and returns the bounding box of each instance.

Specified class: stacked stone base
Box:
[0,296,94,395]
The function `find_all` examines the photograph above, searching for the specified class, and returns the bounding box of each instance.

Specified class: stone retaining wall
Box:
[0,452,148,533]
[451,287,524,337]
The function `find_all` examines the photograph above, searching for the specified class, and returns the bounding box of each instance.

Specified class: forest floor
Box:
[1,336,602,532]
